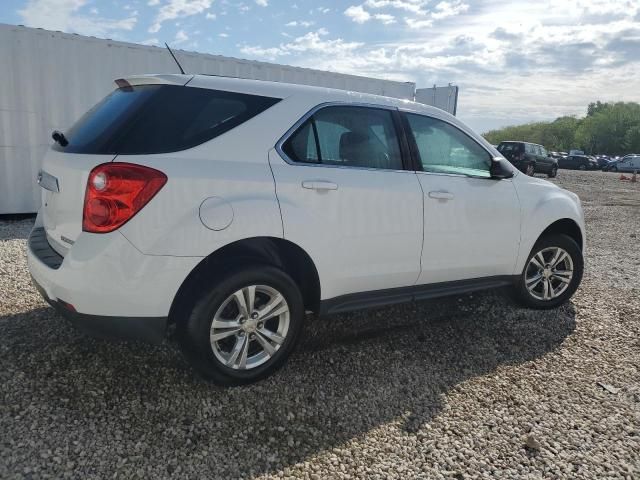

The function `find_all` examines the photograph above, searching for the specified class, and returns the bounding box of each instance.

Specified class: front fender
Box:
[513,179,585,274]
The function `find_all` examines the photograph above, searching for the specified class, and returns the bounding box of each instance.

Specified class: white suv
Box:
[28,74,585,385]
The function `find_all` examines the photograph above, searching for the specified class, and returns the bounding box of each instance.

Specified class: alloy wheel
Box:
[525,247,574,301]
[209,285,290,370]
[526,164,535,176]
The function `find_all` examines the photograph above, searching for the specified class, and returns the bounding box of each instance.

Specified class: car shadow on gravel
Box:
[0,290,576,478]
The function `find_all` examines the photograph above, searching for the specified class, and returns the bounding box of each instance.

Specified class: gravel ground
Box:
[1,170,638,479]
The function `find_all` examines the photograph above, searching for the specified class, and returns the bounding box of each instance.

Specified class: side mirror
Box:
[490,157,514,179]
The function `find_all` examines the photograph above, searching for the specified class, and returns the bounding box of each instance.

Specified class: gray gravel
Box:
[1,170,639,479]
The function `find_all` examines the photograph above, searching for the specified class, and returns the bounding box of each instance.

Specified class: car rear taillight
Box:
[83,163,167,233]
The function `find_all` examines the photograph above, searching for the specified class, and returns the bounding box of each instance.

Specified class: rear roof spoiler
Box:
[114,74,193,88]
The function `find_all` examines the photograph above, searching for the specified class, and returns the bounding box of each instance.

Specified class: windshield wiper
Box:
[52,130,68,147]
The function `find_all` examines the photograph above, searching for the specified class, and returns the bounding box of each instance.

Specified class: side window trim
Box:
[399,110,498,179]
[310,119,322,162]
[275,102,412,172]
[392,109,417,171]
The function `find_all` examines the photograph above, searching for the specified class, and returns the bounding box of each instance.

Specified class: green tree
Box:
[625,125,640,153]
[483,101,640,155]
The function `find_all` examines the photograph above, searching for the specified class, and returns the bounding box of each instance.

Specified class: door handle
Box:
[428,191,454,200]
[302,181,338,191]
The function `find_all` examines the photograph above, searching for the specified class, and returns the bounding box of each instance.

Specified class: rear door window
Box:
[281,106,403,170]
[55,85,280,154]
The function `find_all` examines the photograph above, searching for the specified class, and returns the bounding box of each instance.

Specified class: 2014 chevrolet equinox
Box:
[28,74,585,385]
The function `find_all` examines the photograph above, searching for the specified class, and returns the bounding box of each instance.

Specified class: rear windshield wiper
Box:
[52,130,68,147]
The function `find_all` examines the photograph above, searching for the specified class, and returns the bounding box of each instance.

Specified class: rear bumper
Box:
[31,274,167,343]
[27,212,201,343]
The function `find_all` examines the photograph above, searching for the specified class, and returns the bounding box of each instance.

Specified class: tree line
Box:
[483,101,640,156]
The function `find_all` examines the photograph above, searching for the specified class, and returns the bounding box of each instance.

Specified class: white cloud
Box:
[365,0,429,15]
[18,0,137,37]
[345,5,398,24]
[285,20,314,27]
[352,0,467,25]
[147,0,160,5]
[375,13,396,24]
[206,12,216,19]
[431,0,469,20]
[345,5,371,23]
[219,32,229,38]
[241,29,363,60]
[174,29,188,44]
[405,17,433,28]
[255,0,268,6]
[148,0,212,33]
[142,37,159,45]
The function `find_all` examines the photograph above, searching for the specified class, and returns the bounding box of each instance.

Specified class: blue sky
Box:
[2,0,640,132]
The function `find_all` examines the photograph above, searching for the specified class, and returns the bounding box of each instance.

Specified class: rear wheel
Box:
[514,234,583,309]
[579,163,586,170]
[548,166,558,178]
[178,266,304,385]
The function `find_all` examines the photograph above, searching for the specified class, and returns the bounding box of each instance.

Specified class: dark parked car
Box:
[558,155,599,170]
[594,156,611,169]
[497,141,558,177]
[549,151,568,160]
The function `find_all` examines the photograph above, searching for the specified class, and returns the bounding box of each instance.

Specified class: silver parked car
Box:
[610,155,640,173]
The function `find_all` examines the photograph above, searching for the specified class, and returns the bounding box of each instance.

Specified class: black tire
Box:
[548,166,558,178]
[613,166,618,172]
[178,265,305,385]
[513,234,583,309]
[579,164,586,170]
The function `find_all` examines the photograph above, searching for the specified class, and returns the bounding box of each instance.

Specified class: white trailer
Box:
[0,23,456,214]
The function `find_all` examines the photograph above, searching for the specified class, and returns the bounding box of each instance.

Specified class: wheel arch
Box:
[538,218,583,251]
[168,237,321,326]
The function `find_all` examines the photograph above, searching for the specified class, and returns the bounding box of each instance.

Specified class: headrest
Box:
[339,131,368,160]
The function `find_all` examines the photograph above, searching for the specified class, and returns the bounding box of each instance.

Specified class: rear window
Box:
[54,85,280,154]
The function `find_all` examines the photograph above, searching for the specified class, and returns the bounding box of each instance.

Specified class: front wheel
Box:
[579,164,586,170]
[548,166,558,178]
[178,266,305,385]
[514,234,583,309]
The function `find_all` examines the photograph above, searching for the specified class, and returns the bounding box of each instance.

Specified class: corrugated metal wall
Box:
[415,85,459,116]
[0,24,416,214]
